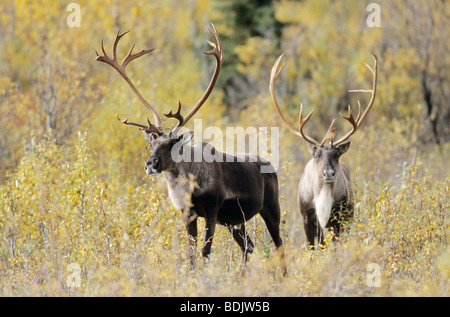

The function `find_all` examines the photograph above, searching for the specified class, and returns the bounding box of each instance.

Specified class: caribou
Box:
[96,24,287,275]
[269,54,378,249]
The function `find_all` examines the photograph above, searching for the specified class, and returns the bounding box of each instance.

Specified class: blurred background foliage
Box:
[0,0,448,296]
[0,0,448,181]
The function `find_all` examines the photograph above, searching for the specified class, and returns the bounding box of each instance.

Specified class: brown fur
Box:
[146,132,287,275]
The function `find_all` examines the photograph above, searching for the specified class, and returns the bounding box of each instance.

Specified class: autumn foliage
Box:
[0,0,448,296]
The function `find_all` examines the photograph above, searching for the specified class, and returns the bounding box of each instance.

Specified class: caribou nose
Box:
[145,157,160,174]
[153,158,160,169]
[322,169,335,182]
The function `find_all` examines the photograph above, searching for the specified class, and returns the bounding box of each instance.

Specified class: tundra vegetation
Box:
[0,0,448,296]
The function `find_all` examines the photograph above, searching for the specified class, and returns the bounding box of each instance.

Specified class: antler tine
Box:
[298,103,313,128]
[164,100,184,128]
[122,45,156,69]
[96,30,162,130]
[116,114,160,135]
[112,30,130,61]
[97,39,108,59]
[333,54,378,146]
[205,23,224,62]
[355,99,362,122]
[175,23,223,130]
[269,54,321,147]
[319,119,337,146]
[298,103,321,147]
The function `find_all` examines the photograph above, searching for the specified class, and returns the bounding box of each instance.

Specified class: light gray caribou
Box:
[96,24,287,275]
[270,54,378,249]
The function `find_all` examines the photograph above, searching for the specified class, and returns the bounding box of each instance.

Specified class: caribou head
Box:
[270,54,377,183]
[96,24,223,174]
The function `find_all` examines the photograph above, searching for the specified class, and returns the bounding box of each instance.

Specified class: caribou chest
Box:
[314,185,333,230]
[162,171,193,211]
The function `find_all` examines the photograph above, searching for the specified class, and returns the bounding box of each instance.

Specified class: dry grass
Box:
[0,131,448,297]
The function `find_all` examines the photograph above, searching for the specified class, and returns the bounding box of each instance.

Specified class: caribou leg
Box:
[228,223,255,262]
[183,208,198,268]
[302,212,319,250]
[202,211,218,261]
[260,205,287,276]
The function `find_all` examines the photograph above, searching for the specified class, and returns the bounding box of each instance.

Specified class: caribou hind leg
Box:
[260,203,287,276]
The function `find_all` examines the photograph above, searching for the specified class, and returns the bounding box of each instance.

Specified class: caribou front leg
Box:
[202,211,218,262]
[183,208,198,269]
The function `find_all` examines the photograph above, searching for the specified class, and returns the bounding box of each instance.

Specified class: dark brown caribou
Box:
[96,24,287,275]
[269,54,378,249]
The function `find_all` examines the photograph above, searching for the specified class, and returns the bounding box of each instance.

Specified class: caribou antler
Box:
[270,54,378,147]
[116,114,161,135]
[333,54,378,146]
[270,54,325,147]
[164,23,223,132]
[96,30,162,135]
[97,24,223,135]
[164,100,184,129]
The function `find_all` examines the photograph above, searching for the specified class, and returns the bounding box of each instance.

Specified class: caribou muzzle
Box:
[145,156,161,175]
[322,168,336,183]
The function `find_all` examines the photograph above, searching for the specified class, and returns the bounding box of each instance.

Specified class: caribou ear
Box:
[306,142,317,156]
[336,140,351,155]
[174,131,193,147]
[143,130,157,144]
